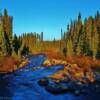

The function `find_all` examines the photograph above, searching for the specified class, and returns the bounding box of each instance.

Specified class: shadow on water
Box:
[0,74,12,99]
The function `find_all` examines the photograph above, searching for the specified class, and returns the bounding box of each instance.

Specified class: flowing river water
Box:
[0,54,100,100]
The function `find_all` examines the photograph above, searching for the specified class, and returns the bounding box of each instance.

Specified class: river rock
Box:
[38,78,49,86]
[45,84,69,94]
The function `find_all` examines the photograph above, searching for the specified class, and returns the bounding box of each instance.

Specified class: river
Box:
[0,54,100,100]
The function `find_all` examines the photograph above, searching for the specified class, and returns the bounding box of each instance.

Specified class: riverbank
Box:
[39,55,100,96]
[0,56,29,73]
[43,58,94,83]
[42,51,100,84]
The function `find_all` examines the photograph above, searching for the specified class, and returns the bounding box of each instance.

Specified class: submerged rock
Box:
[45,83,69,94]
[74,90,80,96]
[80,88,88,95]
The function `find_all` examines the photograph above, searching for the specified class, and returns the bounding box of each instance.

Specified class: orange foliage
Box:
[0,56,19,73]
[46,51,100,83]
[45,47,64,59]
[72,56,100,69]
[48,71,66,81]
[46,48,100,69]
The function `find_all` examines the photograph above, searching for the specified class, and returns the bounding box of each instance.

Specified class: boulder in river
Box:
[43,59,52,66]
[38,78,49,86]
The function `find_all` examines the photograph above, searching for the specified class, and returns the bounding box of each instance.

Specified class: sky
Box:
[0,0,100,40]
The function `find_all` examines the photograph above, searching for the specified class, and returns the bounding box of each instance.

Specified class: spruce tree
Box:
[90,23,99,60]
[2,32,12,56]
[13,34,20,54]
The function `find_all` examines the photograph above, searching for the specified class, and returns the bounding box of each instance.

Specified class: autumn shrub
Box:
[72,56,100,70]
[0,56,19,72]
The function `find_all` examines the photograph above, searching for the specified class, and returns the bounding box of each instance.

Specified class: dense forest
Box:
[0,9,100,62]
[64,12,100,60]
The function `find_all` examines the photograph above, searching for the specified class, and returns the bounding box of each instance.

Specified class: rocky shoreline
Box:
[38,58,100,95]
[43,58,96,83]
[38,75,100,96]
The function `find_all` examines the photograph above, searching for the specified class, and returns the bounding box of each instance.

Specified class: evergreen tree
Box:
[13,34,20,54]
[2,32,12,56]
[63,48,67,57]
[3,9,10,36]
[90,23,99,60]
[82,18,90,55]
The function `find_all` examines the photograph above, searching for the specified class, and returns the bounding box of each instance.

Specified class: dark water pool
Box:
[0,54,100,100]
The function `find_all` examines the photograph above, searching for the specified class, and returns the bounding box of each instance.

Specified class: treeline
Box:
[0,9,13,56]
[0,9,44,59]
[16,32,44,54]
[0,31,42,59]
[61,11,100,60]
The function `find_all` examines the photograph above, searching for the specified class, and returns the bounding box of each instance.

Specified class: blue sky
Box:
[0,0,100,40]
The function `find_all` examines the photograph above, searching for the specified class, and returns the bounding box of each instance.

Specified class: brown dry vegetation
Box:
[43,47,100,83]
[0,56,29,73]
[0,56,19,73]
[45,47,100,69]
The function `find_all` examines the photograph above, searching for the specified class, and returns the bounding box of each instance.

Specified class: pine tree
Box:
[76,27,84,56]
[78,13,82,32]
[2,32,12,56]
[86,16,93,50]
[82,18,90,55]
[3,9,10,36]
[3,9,13,52]
[90,23,99,60]
[13,34,20,54]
